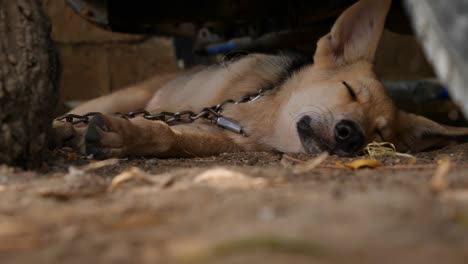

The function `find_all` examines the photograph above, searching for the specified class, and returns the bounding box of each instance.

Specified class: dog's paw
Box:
[84,114,125,159]
[50,120,80,149]
[54,113,171,159]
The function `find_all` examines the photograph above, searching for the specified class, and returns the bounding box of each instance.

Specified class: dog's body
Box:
[53,0,468,159]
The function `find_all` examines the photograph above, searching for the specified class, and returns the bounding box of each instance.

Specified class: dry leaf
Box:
[108,167,155,192]
[194,168,266,189]
[430,158,451,193]
[344,159,381,170]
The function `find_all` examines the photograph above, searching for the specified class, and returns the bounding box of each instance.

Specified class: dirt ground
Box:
[2,143,468,264]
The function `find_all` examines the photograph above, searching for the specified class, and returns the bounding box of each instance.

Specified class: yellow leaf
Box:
[344,159,381,170]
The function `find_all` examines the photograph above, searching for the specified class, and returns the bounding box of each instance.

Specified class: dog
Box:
[53,0,468,159]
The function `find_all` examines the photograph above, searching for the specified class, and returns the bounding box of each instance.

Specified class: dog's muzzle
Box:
[296,116,364,155]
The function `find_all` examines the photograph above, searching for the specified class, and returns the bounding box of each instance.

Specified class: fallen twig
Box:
[282,152,329,173]
[68,158,121,176]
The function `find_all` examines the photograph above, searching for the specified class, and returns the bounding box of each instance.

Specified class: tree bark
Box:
[0,0,60,168]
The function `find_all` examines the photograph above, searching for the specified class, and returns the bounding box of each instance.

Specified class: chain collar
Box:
[56,87,267,137]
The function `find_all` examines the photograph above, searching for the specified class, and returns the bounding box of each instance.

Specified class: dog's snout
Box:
[334,120,364,154]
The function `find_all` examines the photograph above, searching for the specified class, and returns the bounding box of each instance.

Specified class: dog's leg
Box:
[52,74,178,149]
[75,114,241,159]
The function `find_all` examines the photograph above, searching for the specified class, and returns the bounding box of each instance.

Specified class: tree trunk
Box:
[0,0,60,168]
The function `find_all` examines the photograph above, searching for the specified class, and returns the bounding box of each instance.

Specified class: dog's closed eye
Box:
[342,81,357,101]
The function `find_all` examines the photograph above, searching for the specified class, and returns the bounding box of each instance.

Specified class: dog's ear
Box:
[393,111,468,152]
[314,0,392,66]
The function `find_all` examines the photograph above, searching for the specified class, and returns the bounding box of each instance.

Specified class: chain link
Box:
[56,87,267,136]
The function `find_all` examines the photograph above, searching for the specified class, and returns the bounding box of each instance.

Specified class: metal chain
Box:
[56,87,266,136]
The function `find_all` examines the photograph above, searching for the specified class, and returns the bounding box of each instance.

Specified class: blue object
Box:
[206,42,238,55]
[440,87,450,99]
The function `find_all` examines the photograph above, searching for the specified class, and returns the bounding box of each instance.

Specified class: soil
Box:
[2,144,468,264]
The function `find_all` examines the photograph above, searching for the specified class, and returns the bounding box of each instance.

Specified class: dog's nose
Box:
[334,120,364,154]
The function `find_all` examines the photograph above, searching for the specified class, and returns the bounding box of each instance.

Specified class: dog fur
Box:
[53,0,468,159]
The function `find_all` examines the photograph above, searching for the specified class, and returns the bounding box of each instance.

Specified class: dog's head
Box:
[284,0,468,155]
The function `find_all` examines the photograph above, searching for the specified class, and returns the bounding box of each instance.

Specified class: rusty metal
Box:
[57,112,101,125]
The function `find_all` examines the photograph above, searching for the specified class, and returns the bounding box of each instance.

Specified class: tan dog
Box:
[53,0,468,159]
